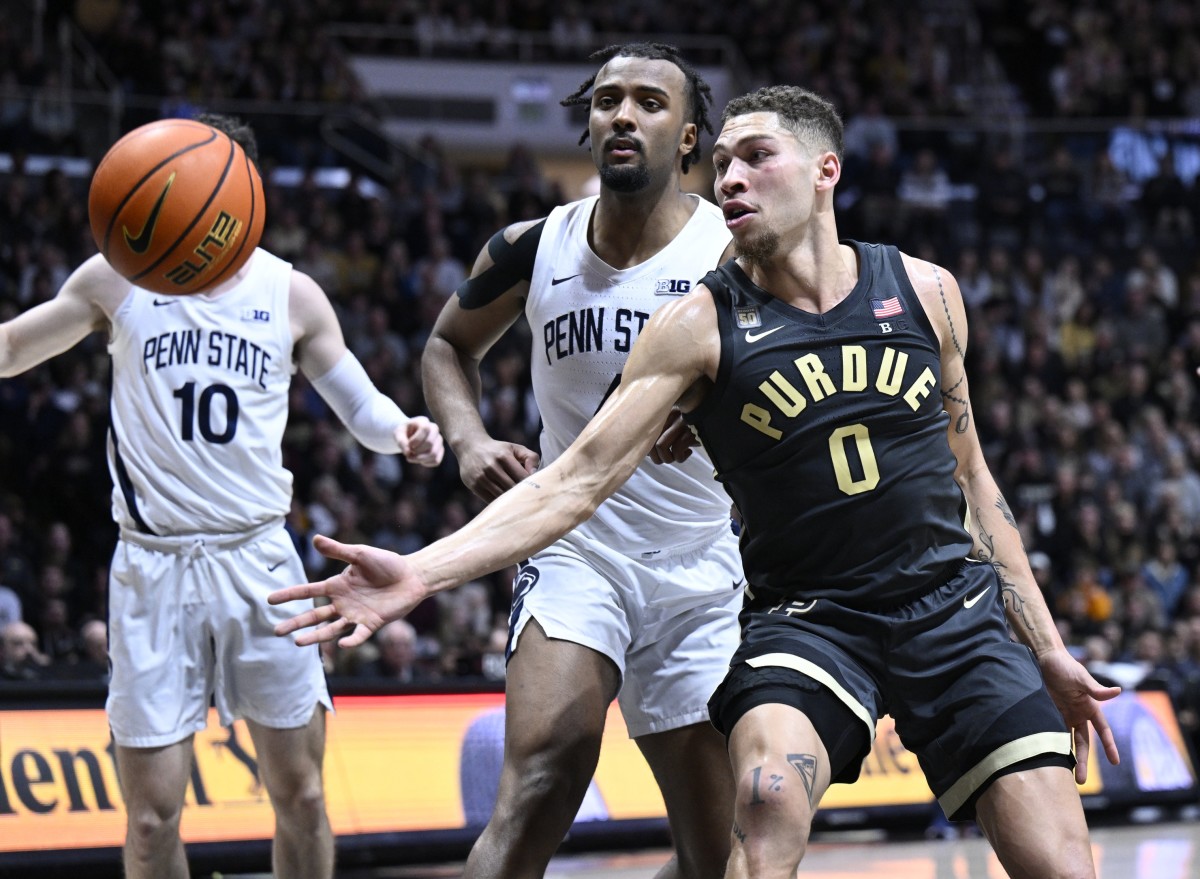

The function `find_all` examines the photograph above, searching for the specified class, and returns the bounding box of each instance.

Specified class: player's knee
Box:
[277,780,327,825]
[731,760,814,861]
[125,800,183,847]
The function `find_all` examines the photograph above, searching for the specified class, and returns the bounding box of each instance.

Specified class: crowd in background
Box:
[2,0,1200,756]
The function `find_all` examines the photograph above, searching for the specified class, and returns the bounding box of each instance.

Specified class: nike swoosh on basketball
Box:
[123,172,177,254]
[551,273,582,286]
[745,326,783,343]
[964,584,992,608]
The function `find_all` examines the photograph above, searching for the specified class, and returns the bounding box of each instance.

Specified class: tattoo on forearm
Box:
[974,507,1034,631]
[733,821,746,845]
[788,753,819,806]
[996,493,1017,530]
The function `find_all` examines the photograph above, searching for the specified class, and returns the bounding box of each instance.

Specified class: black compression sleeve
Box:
[455,219,546,309]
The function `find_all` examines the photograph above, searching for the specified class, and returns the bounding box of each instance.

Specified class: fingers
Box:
[1074,724,1090,785]
[338,622,374,649]
[402,417,445,467]
[292,617,356,647]
[273,602,339,636]
[1091,708,1121,766]
[268,582,326,606]
[312,533,351,560]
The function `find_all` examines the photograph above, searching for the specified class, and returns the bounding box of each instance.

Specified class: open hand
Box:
[268,535,429,648]
[1038,648,1122,784]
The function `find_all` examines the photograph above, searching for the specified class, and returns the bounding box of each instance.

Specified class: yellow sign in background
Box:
[0,690,1192,854]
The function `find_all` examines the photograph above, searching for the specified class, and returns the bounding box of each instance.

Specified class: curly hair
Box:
[722,86,844,161]
[195,112,260,167]
[560,43,714,174]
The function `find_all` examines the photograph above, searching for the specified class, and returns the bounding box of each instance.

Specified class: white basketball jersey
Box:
[106,249,295,536]
[527,195,733,554]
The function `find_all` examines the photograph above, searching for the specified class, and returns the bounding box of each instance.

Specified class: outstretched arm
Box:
[270,288,720,646]
[906,253,1121,783]
[0,254,124,377]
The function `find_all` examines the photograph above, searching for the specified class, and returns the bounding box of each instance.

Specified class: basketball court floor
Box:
[224,818,1200,878]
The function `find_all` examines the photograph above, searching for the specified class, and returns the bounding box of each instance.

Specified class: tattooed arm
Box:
[904,254,1121,781]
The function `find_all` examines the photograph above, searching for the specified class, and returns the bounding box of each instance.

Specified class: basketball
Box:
[88,118,266,295]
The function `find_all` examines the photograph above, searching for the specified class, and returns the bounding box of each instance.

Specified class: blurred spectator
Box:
[0,583,20,627]
[1141,538,1191,620]
[0,620,46,680]
[975,147,1032,251]
[357,619,440,683]
[896,148,953,249]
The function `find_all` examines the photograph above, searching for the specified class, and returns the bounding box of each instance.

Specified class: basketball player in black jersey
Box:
[270,86,1120,879]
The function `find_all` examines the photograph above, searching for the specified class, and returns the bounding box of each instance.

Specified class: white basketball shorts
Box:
[106,521,332,748]
[509,522,744,737]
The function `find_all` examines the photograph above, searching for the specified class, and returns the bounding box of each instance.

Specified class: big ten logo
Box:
[655,279,691,295]
[166,211,243,288]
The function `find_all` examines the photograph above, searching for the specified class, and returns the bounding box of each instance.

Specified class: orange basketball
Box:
[88,118,266,295]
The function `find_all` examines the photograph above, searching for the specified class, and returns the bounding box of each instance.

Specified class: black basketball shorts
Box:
[709,559,1074,819]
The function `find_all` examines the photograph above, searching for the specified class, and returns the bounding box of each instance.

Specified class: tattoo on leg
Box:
[788,753,818,806]
[733,821,747,845]
[749,766,784,804]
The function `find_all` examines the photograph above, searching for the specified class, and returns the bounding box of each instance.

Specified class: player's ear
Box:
[679,122,698,159]
[816,151,841,191]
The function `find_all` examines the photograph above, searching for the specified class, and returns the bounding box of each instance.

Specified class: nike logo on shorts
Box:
[745,326,783,343]
[267,560,286,572]
[551,274,581,286]
[964,584,992,608]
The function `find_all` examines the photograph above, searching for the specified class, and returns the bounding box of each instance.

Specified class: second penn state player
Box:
[421,44,741,879]
[0,114,443,879]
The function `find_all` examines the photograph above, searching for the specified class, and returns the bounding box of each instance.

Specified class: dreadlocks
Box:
[560,43,714,175]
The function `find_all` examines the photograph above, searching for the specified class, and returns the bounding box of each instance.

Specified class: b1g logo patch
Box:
[655,278,691,295]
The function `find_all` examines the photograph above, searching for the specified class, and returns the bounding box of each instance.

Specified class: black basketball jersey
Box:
[685,240,973,611]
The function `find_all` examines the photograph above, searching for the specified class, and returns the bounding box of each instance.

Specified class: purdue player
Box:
[0,115,443,879]
[418,44,741,879]
[271,88,1121,879]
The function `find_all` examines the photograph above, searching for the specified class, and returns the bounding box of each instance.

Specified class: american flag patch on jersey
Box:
[871,296,904,319]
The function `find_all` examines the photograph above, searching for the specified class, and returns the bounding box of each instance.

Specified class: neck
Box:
[740,221,855,314]
[589,183,696,270]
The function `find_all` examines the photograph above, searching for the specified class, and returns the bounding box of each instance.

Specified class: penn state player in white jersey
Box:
[0,114,443,879]
[419,45,741,879]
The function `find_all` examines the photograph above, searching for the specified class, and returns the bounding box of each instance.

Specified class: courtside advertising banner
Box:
[0,690,1194,857]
